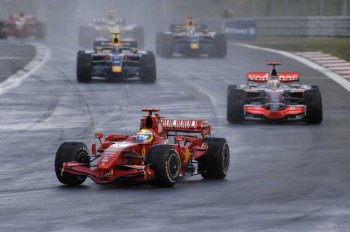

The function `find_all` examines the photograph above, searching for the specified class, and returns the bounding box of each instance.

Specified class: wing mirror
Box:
[174,135,185,145]
[95,132,103,144]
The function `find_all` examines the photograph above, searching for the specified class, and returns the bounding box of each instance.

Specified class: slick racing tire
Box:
[147,145,181,187]
[304,87,323,124]
[0,22,7,39]
[227,85,246,123]
[140,52,156,83]
[55,142,90,186]
[198,138,230,179]
[35,22,46,40]
[160,33,174,58]
[76,51,92,83]
[210,34,227,58]
[131,26,144,49]
[155,32,162,56]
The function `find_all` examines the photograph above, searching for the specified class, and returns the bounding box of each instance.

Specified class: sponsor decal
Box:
[158,122,163,133]
[247,72,269,82]
[190,43,199,49]
[278,72,299,82]
[224,20,256,41]
[160,119,198,129]
[112,66,122,73]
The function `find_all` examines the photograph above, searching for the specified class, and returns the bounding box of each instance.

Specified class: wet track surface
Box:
[0,40,35,82]
[0,41,350,232]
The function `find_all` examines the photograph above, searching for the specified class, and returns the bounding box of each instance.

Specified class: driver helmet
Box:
[136,129,153,143]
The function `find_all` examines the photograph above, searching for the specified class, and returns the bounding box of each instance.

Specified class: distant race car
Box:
[76,32,156,83]
[156,17,227,58]
[0,11,45,39]
[55,108,230,187]
[227,62,323,124]
[79,11,144,48]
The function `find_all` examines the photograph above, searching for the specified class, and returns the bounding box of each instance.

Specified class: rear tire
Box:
[140,52,156,83]
[0,22,7,39]
[155,32,162,56]
[227,85,245,123]
[160,33,173,58]
[147,145,181,187]
[55,142,90,185]
[210,34,227,58]
[198,138,230,179]
[35,22,45,40]
[76,51,92,83]
[304,88,323,124]
[131,26,144,49]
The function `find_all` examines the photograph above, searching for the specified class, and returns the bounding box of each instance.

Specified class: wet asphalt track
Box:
[0,40,350,232]
[0,40,35,82]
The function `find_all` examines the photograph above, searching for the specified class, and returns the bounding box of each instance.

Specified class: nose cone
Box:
[267,110,283,119]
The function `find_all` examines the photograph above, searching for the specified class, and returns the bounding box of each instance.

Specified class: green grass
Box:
[243,37,350,61]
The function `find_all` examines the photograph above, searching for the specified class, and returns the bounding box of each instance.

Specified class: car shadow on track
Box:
[78,78,155,85]
[53,178,229,192]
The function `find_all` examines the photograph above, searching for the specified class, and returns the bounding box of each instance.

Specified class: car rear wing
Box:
[169,24,208,33]
[278,72,300,83]
[247,72,300,84]
[247,72,269,83]
[93,39,137,52]
[93,40,113,50]
[160,118,211,138]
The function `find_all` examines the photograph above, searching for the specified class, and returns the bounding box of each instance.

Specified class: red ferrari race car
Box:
[227,62,323,124]
[55,108,230,187]
[0,11,45,39]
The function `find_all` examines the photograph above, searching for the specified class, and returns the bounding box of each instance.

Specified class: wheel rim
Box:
[167,153,180,179]
[222,145,230,173]
[76,150,89,180]
[77,151,89,164]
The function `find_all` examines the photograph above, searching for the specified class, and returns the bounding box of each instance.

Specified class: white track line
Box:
[0,42,51,96]
[329,66,350,71]
[323,63,350,67]
[237,44,350,93]
[295,52,323,55]
[0,57,33,60]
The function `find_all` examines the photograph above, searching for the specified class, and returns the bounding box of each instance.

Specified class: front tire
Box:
[227,85,245,123]
[198,138,230,179]
[160,33,173,58]
[140,52,156,83]
[304,87,323,124]
[131,26,144,49]
[210,34,227,58]
[76,51,92,83]
[55,142,90,185]
[35,22,45,40]
[147,145,181,187]
[0,22,7,39]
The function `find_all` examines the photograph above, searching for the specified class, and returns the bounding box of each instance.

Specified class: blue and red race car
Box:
[76,32,156,83]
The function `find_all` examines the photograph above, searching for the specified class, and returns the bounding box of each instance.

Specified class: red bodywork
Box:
[61,108,211,184]
[1,14,40,38]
